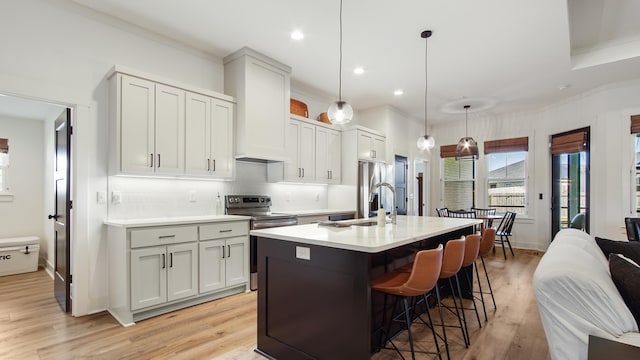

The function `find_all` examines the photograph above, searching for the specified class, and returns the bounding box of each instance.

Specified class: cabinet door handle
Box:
[207,158,210,171]
[158,235,175,239]
[213,159,216,172]
[221,246,225,259]
[227,245,231,258]
[301,168,305,178]
[170,253,173,268]
[157,154,161,167]
[162,253,166,269]
[150,153,154,167]
[298,168,301,177]
[219,229,232,233]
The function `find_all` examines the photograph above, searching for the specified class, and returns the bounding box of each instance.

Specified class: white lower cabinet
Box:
[131,242,198,311]
[106,219,249,326]
[199,236,248,293]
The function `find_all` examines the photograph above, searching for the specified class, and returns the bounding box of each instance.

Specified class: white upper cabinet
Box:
[119,75,156,174]
[357,129,386,162]
[284,119,316,181]
[185,93,235,179]
[224,47,291,162]
[316,127,341,184]
[154,84,185,175]
[109,66,236,178]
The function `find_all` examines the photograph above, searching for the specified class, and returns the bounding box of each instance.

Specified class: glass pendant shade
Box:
[455,136,479,159]
[417,134,435,151]
[328,100,353,125]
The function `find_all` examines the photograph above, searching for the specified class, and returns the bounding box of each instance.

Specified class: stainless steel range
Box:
[225,195,297,290]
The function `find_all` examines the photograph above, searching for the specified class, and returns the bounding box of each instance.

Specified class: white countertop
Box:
[250,216,481,253]
[104,215,251,228]
[272,209,356,216]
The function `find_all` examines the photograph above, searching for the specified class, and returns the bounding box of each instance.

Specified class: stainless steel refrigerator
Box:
[357,160,392,218]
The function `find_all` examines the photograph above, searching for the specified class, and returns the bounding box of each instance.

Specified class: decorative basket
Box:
[290,98,309,118]
[317,112,331,125]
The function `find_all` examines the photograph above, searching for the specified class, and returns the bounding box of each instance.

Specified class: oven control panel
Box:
[225,195,272,209]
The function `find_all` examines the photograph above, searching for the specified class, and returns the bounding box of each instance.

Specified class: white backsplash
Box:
[107,161,341,219]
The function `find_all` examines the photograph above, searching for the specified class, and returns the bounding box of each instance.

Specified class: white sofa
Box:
[533,229,640,360]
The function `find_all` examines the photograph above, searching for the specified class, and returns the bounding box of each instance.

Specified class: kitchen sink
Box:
[352,221,380,227]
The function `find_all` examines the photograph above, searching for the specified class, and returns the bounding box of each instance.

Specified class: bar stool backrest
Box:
[479,228,496,257]
[403,244,444,296]
[436,207,449,217]
[462,234,481,267]
[472,208,496,217]
[440,237,466,279]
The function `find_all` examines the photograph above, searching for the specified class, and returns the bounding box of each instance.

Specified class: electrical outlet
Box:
[188,190,197,202]
[111,191,122,204]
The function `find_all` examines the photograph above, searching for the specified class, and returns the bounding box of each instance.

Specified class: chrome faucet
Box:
[369,182,396,224]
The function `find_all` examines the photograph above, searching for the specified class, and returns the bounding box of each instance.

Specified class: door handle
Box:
[213,159,216,171]
[221,246,225,259]
[170,253,173,268]
[207,158,210,171]
[162,254,166,269]
[48,214,59,220]
[150,153,154,167]
[227,245,231,258]
[157,154,161,168]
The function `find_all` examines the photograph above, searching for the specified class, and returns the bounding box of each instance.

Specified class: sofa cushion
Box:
[610,253,640,328]
[596,237,640,264]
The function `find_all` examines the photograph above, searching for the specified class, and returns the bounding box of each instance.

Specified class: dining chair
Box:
[471,207,496,230]
[494,211,516,259]
[624,217,640,241]
[447,210,476,219]
[436,208,449,217]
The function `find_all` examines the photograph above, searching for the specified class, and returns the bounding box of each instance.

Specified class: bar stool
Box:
[433,237,469,353]
[371,244,444,360]
[475,228,498,321]
[458,233,482,341]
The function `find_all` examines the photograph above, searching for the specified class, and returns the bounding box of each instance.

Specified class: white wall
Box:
[0,0,224,316]
[431,79,640,251]
[0,117,45,244]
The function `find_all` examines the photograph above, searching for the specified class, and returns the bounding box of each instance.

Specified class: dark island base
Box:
[256,226,474,360]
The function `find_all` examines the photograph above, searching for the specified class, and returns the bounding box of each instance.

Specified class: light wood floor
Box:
[0,249,549,359]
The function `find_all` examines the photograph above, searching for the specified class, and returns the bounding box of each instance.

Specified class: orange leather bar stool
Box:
[435,237,469,351]
[475,228,497,321]
[458,233,482,342]
[371,244,444,360]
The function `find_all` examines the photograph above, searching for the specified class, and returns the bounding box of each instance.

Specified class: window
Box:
[0,138,8,194]
[487,152,527,214]
[484,136,528,215]
[443,156,476,210]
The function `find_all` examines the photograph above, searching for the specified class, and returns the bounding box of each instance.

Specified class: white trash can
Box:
[0,236,40,276]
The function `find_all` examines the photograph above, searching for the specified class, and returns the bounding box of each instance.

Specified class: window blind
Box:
[550,131,587,155]
[631,115,640,134]
[484,136,528,154]
[440,144,457,158]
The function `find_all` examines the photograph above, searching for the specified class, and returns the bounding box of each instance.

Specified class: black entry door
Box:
[551,127,590,239]
[50,108,72,312]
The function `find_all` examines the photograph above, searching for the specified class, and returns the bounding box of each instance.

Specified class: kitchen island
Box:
[250,215,480,360]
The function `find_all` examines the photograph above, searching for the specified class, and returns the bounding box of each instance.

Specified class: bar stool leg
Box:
[422,294,443,360]
[464,265,482,328]
[447,277,469,347]
[434,285,450,360]
[452,275,470,347]
[481,256,497,310]
[474,259,488,321]
[402,297,416,360]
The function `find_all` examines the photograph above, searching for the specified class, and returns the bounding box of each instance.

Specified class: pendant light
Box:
[327,0,353,125]
[417,30,435,151]
[455,105,479,159]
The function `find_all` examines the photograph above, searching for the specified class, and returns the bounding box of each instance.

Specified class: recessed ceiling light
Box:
[291,30,304,40]
[353,67,365,75]
[394,89,404,96]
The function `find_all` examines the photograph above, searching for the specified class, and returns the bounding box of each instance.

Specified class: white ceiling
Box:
[8,0,640,124]
[0,95,65,122]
